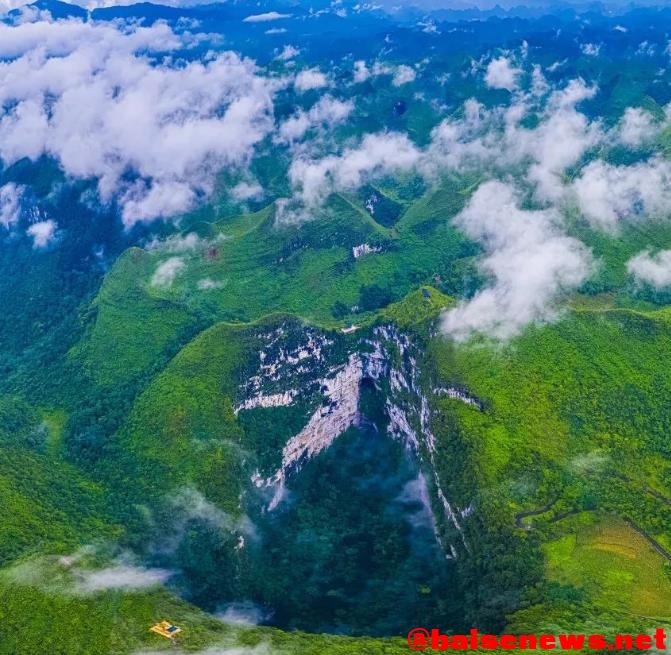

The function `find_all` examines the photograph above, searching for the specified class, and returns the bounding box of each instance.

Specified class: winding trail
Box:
[513,498,558,530]
[623,519,671,563]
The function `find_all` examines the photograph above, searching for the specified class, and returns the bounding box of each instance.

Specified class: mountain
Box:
[1,0,671,651]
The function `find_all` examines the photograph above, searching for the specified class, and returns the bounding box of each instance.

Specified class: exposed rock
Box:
[235,390,297,414]
[265,354,364,510]
[352,243,382,258]
[434,386,484,410]
[239,322,478,558]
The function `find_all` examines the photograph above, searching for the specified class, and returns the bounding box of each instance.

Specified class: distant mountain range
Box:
[10,0,671,22]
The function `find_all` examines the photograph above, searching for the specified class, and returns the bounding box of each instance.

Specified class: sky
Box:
[2,0,669,13]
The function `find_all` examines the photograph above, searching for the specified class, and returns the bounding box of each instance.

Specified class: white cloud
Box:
[0,182,23,228]
[275,44,299,61]
[0,18,278,225]
[627,250,671,288]
[618,107,657,146]
[278,96,353,142]
[353,60,370,83]
[281,78,602,219]
[571,158,671,231]
[217,603,268,626]
[580,43,601,57]
[497,78,599,202]
[392,64,416,86]
[168,486,257,542]
[242,12,291,23]
[197,277,224,290]
[531,64,549,96]
[170,486,235,529]
[135,645,274,655]
[423,79,600,202]
[418,19,438,34]
[3,548,172,597]
[441,181,592,341]
[294,68,329,91]
[485,56,521,92]
[231,181,264,201]
[147,232,201,253]
[75,565,171,593]
[285,132,421,211]
[27,219,56,247]
[151,257,186,287]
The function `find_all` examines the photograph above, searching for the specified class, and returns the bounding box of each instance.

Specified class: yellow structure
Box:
[150,621,182,640]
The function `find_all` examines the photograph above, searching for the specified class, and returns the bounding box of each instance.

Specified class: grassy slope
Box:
[0,578,412,655]
[428,306,671,631]
[74,178,474,391]
[102,319,251,513]
[0,396,121,566]
[0,447,120,566]
[23,169,671,645]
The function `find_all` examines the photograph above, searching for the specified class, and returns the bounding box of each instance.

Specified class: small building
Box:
[150,621,181,641]
[421,288,430,299]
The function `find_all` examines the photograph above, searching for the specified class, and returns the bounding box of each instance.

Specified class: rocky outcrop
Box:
[352,243,382,258]
[262,354,364,510]
[434,386,484,410]
[234,390,297,414]
[241,322,480,557]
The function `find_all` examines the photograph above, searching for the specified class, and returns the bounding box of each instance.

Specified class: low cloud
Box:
[627,250,671,288]
[353,60,370,83]
[242,12,291,23]
[75,564,171,593]
[0,17,279,225]
[170,487,257,538]
[485,56,521,92]
[27,219,56,247]
[216,602,269,626]
[231,181,264,201]
[571,158,671,231]
[277,96,353,143]
[151,257,186,288]
[147,232,201,253]
[294,68,329,91]
[284,132,421,213]
[136,645,275,655]
[392,64,416,86]
[441,181,592,341]
[0,182,23,227]
[154,487,258,557]
[580,43,601,57]
[197,277,225,290]
[521,79,600,202]
[618,107,658,147]
[275,44,299,61]
[3,548,172,597]
[280,78,602,223]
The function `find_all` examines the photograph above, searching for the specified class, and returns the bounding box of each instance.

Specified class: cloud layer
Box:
[441,181,592,340]
[4,12,671,343]
[627,250,671,288]
[0,17,278,225]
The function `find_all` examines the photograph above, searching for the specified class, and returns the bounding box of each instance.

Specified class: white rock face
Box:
[372,325,472,556]
[234,390,297,414]
[434,386,483,410]
[265,354,363,510]
[352,243,382,258]
[386,403,419,450]
[239,322,478,559]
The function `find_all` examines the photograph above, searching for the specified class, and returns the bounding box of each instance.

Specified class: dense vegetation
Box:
[3,0,671,651]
